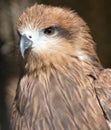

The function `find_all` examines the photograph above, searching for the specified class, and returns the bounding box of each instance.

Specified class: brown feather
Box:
[95,69,111,122]
[10,4,110,130]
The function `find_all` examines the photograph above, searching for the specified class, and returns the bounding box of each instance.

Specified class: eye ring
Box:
[44,26,55,35]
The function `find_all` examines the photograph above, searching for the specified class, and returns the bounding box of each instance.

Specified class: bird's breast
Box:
[11,68,109,130]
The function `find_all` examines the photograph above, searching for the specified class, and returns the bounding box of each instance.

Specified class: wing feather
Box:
[95,69,111,122]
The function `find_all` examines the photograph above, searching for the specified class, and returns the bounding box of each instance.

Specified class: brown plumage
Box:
[95,69,111,127]
[10,4,111,130]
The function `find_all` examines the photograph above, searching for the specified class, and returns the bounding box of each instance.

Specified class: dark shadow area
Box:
[0,40,10,130]
[0,40,19,130]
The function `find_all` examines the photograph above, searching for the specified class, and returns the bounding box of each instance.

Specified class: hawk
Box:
[10,4,111,130]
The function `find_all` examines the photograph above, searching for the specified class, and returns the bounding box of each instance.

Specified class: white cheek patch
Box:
[29,31,60,51]
[32,36,60,51]
[20,28,61,52]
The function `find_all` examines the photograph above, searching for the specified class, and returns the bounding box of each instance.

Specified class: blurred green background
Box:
[0,0,111,129]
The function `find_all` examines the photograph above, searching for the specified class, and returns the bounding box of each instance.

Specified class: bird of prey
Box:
[10,4,111,130]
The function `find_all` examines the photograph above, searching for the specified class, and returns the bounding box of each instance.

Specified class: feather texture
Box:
[10,60,109,130]
[10,4,111,130]
[95,69,111,123]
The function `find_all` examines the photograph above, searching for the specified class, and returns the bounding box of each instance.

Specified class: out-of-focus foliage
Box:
[0,0,111,130]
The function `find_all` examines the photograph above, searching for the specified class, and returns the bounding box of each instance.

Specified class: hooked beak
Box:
[20,35,33,58]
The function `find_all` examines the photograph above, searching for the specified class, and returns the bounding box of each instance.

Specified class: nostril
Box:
[28,35,32,39]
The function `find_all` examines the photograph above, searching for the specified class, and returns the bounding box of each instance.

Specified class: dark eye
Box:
[44,26,55,35]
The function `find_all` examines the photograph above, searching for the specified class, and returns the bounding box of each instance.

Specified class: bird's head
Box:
[17,4,100,72]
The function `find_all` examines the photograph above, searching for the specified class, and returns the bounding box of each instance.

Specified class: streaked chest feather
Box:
[11,67,109,130]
